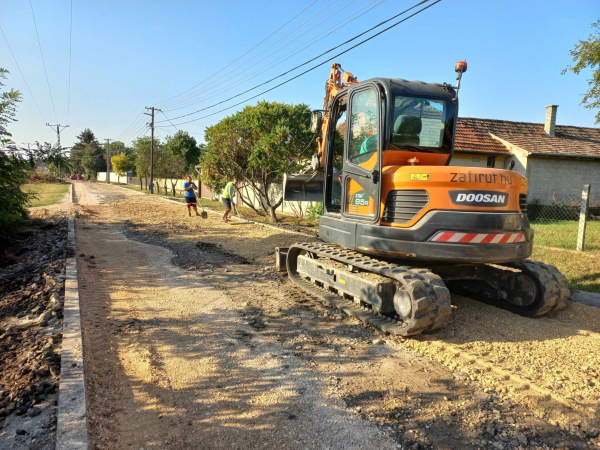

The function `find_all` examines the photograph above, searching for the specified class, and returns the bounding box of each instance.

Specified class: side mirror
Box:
[310,111,323,134]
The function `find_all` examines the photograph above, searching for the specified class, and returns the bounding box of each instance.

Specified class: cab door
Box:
[342,84,382,222]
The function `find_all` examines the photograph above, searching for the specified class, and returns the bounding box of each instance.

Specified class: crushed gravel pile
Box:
[400,295,600,435]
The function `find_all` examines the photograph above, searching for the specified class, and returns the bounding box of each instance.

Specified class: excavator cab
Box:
[320,79,458,224]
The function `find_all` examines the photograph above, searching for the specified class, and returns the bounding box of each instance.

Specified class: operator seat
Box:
[393,115,422,146]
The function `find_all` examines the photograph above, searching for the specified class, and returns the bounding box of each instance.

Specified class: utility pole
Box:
[105,139,111,183]
[46,123,69,178]
[144,106,161,194]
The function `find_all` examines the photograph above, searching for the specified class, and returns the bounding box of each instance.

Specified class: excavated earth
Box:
[0,218,70,449]
[74,182,600,450]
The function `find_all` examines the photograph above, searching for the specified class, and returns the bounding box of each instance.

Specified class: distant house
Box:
[454,106,600,201]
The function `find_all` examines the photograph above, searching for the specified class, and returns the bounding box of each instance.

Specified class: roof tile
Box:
[456,117,600,157]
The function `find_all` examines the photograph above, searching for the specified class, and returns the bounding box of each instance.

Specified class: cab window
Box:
[348,88,379,165]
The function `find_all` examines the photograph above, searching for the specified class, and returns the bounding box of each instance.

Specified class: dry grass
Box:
[114,183,319,228]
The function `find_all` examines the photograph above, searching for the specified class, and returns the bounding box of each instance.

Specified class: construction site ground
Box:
[72,182,600,450]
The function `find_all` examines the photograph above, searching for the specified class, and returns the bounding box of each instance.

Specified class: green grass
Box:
[532,220,600,251]
[22,183,69,207]
[531,245,600,293]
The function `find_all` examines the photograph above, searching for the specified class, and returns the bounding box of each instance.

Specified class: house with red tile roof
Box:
[453,106,600,201]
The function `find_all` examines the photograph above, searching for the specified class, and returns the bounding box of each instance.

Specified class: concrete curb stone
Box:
[572,290,600,308]
[55,217,88,450]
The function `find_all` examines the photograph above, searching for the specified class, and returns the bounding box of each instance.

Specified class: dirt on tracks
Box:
[74,182,600,449]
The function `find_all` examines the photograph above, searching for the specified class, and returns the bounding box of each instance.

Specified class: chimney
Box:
[545,105,558,137]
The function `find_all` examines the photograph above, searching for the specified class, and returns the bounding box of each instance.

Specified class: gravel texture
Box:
[72,182,600,449]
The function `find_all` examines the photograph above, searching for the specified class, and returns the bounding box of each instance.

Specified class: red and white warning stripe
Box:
[430,231,526,244]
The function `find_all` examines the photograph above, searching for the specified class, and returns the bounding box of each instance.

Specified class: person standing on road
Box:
[221,178,236,222]
[183,175,200,217]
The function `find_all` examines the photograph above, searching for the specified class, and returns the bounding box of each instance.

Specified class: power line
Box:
[154,0,320,106]
[157,0,438,126]
[115,111,146,140]
[127,118,152,140]
[0,24,46,121]
[67,0,73,123]
[29,0,58,122]
[158,0,343,109]
[163,0,384,112]
[130,125,149,144]
[162,0,363,111]
[160,111,180,131]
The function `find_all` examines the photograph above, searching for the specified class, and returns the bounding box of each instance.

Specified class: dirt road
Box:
[74,182,600,450]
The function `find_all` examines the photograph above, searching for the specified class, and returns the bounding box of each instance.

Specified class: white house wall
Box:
[526,157,600,202]
[450,153,506,169]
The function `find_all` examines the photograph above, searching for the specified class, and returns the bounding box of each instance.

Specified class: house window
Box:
[487,156,496,167]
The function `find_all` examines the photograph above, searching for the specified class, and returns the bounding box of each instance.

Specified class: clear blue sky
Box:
[1,0,598,149]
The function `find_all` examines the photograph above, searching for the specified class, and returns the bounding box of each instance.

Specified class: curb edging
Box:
[56,217,88,449]
[572,290,600,308]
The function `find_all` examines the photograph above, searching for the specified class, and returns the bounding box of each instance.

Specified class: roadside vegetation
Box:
[114,183,320,229]
[21,183,69,207]
[532,245,600,293]
[533,221,600,251]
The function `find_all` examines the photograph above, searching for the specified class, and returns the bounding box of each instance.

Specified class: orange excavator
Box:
[277,62,570,336]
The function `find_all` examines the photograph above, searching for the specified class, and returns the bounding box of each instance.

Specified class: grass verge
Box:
[112,183,319,229]
[532,245,600,293]
[532,221,600,251]
[22,183,70,207]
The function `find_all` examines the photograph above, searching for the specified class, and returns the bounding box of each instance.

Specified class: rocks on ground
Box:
[0,219,68,449]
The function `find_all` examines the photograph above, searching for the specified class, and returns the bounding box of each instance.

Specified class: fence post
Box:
[576,184,590,251]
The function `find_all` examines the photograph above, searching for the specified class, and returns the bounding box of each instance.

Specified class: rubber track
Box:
[286,242,451,336]
[509,260,571,316]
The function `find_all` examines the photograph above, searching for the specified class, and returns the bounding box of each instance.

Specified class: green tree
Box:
[0,68,21,145]
[163,130,200,172]
[132,136,160,190]
[33,142,72,177]
[82,141,105,179]
[0,68,29,247]
[71,128,101,174]
[563,19,600,123]
[111,152,133,181]
[201,101,315,222]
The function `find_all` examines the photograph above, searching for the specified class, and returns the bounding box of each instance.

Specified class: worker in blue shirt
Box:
[183,175,200,217]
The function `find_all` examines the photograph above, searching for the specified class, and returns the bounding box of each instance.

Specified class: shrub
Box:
[23,172,61,184]
[0,154,31,248]
[306,202,323,221]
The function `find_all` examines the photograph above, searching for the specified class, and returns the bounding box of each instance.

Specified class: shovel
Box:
[200,203,208,219]
[191,183,208,219]
[197,187,208,219]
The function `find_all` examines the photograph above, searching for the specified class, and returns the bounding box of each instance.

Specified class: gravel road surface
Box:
[74,182,600,449]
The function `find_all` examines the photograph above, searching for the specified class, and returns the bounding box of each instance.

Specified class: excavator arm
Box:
[315,63,359,169]
[283,63,358,202]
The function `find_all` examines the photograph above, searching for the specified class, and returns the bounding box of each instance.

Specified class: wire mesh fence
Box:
[527,187,600,251]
